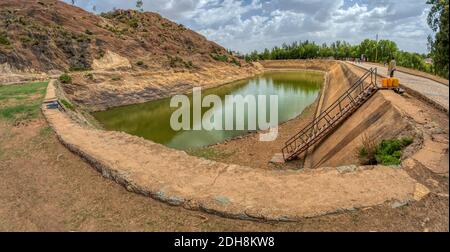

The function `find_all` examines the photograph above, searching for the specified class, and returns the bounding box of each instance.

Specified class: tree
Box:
[71,0,75,5]
[244,38,437,76]
[427,0,449,78]
[136,0,144,12]
[92,5,97,13]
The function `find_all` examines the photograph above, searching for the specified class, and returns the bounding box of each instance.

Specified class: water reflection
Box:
[94,71,323,150]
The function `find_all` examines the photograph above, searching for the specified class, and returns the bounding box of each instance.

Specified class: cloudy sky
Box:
[63,0,433,54]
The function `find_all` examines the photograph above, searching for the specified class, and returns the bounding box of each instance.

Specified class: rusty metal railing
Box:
[282,68,378,161]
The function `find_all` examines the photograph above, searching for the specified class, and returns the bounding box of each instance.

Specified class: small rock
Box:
[414,183,430,201]
[336,165,357,174]
[402,158,416,169]
[426,178,440,188]
[215,196,231,205]
[270,153,285,164]
[391,200,409,209]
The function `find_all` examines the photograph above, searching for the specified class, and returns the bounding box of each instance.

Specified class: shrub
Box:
[357,134,378,165]
[0,33,10,46]
[111,76,121,81]
[357,136,414,166]
[231,57,241,67]
[69,65,91,72]
[60,99,74,110]
[375,137,414,165]
[96,49,105,59]
[184,60,195,69]
[128,19,139,28]
[85,29,93,35]
[211,53,228,62]
[84,73,94,80]
[59,73,72,84]
[168,56,183,68]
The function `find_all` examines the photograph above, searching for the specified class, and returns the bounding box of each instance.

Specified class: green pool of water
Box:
[93,71,323,150]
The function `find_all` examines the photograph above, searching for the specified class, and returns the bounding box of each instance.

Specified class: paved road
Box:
[350,62,449,111]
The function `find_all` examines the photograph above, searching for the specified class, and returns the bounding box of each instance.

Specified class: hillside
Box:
[0,0,261,110]
[0,0,245,72]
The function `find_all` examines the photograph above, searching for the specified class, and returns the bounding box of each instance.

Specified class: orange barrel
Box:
[391,78,399,88]
[387,78,393,88]
[382,78,388,88]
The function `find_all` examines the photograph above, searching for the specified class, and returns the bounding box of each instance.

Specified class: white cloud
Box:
[65,0,433,54]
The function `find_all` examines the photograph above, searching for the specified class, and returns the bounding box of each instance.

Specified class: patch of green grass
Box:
[358,136,414,166]
[0,102,42,121]
[69,65,91,72]
[211,53,228,62]
[111,76,121,81]
[0,33,10,46]
[84,73,94,80]
[231,57,241,67]
[375,137,414,166]
[187,148,235,160]
[60,99,75,110]
[59,73,72,84]
[0,82,48,101]
[0,82,48,123]
[39,126,52,137]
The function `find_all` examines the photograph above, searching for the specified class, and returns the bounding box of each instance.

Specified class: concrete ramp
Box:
[306,91,412,168]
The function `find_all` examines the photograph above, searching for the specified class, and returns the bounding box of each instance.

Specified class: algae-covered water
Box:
[93,71,322,150]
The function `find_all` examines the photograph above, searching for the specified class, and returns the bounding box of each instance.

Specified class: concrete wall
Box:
[305,63,414,168]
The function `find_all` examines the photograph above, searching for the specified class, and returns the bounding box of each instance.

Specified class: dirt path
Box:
[1,119,447,231]
[350,62,449,111]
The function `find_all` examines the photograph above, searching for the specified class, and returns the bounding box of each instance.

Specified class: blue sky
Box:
[63,0,433,54]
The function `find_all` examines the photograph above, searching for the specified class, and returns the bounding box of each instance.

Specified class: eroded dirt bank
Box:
[63,62,264,111]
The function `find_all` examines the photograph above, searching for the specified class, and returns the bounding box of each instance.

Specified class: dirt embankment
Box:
[1,0,263,109]
[63,61,262,111]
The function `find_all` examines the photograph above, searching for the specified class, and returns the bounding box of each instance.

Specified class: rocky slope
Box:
[0,0,261,109]
[0,0,246,72]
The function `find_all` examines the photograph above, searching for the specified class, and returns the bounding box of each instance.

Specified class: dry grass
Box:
[356,133,379,165]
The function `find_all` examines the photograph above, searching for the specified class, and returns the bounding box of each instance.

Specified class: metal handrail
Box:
[282,68,378,161]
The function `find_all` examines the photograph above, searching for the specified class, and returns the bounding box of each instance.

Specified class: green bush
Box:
[60,99,74,110]
[128,19,139,28]
[59,73,72,84]
[211,53,228,62]
[84,73,94,80]
[358,136,414,166]
[357,134,379,165]
[69,65,91,72]
[85,29,93,35]
[111,76,121,81]
[231,57,241,67]
[0,33,10,46]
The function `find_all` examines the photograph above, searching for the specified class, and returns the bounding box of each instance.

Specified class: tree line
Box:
[244,0,448,79]
[426,0,448,79]
[243,39,436,76]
